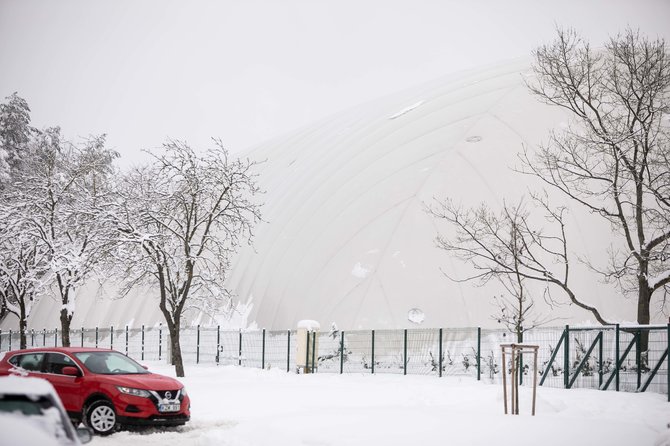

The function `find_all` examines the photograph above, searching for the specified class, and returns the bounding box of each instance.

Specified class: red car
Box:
[0,347,190,435]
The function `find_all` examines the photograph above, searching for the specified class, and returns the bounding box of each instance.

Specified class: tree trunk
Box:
[19,317,27,350]
[60,308,71,347]
[159,300,185,377]
[169,322,185,377]
[18,298,27,349]
[637,282,651,369]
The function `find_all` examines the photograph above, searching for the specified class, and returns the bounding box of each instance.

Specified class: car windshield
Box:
[74,351,149,375]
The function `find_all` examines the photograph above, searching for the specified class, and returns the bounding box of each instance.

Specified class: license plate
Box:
[158,403,180,412]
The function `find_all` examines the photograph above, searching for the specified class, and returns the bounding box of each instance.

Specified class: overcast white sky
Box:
[1,0,669,166]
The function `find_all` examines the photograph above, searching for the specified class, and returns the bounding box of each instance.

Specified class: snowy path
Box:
[90,363,670,446]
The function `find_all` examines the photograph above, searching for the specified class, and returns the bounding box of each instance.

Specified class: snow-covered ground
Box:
[90,362,670,446]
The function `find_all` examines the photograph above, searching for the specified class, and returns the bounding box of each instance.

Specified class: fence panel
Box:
[370,329,405,374]
[441,328,480,377]
[264,330,293,372]
[0,324,667,397]
[241,330,264,369]
[343,330,373,374]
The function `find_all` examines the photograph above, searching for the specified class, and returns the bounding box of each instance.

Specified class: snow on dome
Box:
[407,308,425,325]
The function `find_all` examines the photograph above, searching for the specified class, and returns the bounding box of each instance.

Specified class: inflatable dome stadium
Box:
[224,59,632,330]
[5,59,638,332]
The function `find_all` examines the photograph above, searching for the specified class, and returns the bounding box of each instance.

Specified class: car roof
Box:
[5,347,115,355]
[0,375,59,397]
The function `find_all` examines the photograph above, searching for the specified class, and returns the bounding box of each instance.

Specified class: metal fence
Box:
[0,324,668,400]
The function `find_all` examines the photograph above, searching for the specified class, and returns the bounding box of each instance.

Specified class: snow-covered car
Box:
[0,375,92,445]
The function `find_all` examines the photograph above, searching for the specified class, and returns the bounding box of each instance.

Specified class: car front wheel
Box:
[86,400,117,435]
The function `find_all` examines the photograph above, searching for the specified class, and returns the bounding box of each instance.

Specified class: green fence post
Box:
[563,325,570,389]
[54,328,57,347]
[287,330,291,373]
[8,330,11,351]
[403,329,408,376]
[238,330,243,366]
[262,329,266,370]
[215,326,221,364]
[125,326,129,356]
[340,331,345,374]
[159,324,163,361]
[141,325,145,361]
[31,329,34,347]
[519,329,524,386]
[95,326,99,348]
[196,325,201,364]
[81,327,84,347]
[371,330,375,374]
[42,328,46,347]
[636,328,642,390]
[598,330,603,388]
[304,331,310,373]
[477,327,481,381]
[438,328,443,378]
[0,329,2,351]
[614,324,621,392]
[311,330,316,372]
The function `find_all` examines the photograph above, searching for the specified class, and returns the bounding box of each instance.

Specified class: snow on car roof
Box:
[0,375,58,397]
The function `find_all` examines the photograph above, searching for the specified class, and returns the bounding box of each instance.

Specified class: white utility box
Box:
[296,320,320,373]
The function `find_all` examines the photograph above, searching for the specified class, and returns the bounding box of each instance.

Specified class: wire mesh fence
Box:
[0,324,668,398]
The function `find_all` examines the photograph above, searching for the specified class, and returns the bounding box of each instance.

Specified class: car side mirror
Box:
[62,366,80,377]
[76,427,93,443]
[142,365,149,370]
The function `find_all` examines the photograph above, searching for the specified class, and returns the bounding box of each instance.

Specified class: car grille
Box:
[154,389,180,400]
[147,389,183,408]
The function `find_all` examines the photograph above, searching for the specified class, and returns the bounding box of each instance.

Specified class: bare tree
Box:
[111,140,262,377]
[428,196,606,336]
[524,28,670,352]
[7,128,119,346]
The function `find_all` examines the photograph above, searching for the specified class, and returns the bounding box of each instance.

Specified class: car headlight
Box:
[180,387,187,397]
[117,386,151,398]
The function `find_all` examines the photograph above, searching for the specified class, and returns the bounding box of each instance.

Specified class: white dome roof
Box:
[5,60,636,332]
[226,60,631,330]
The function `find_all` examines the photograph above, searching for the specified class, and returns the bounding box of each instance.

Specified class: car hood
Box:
[95,373,183,391]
